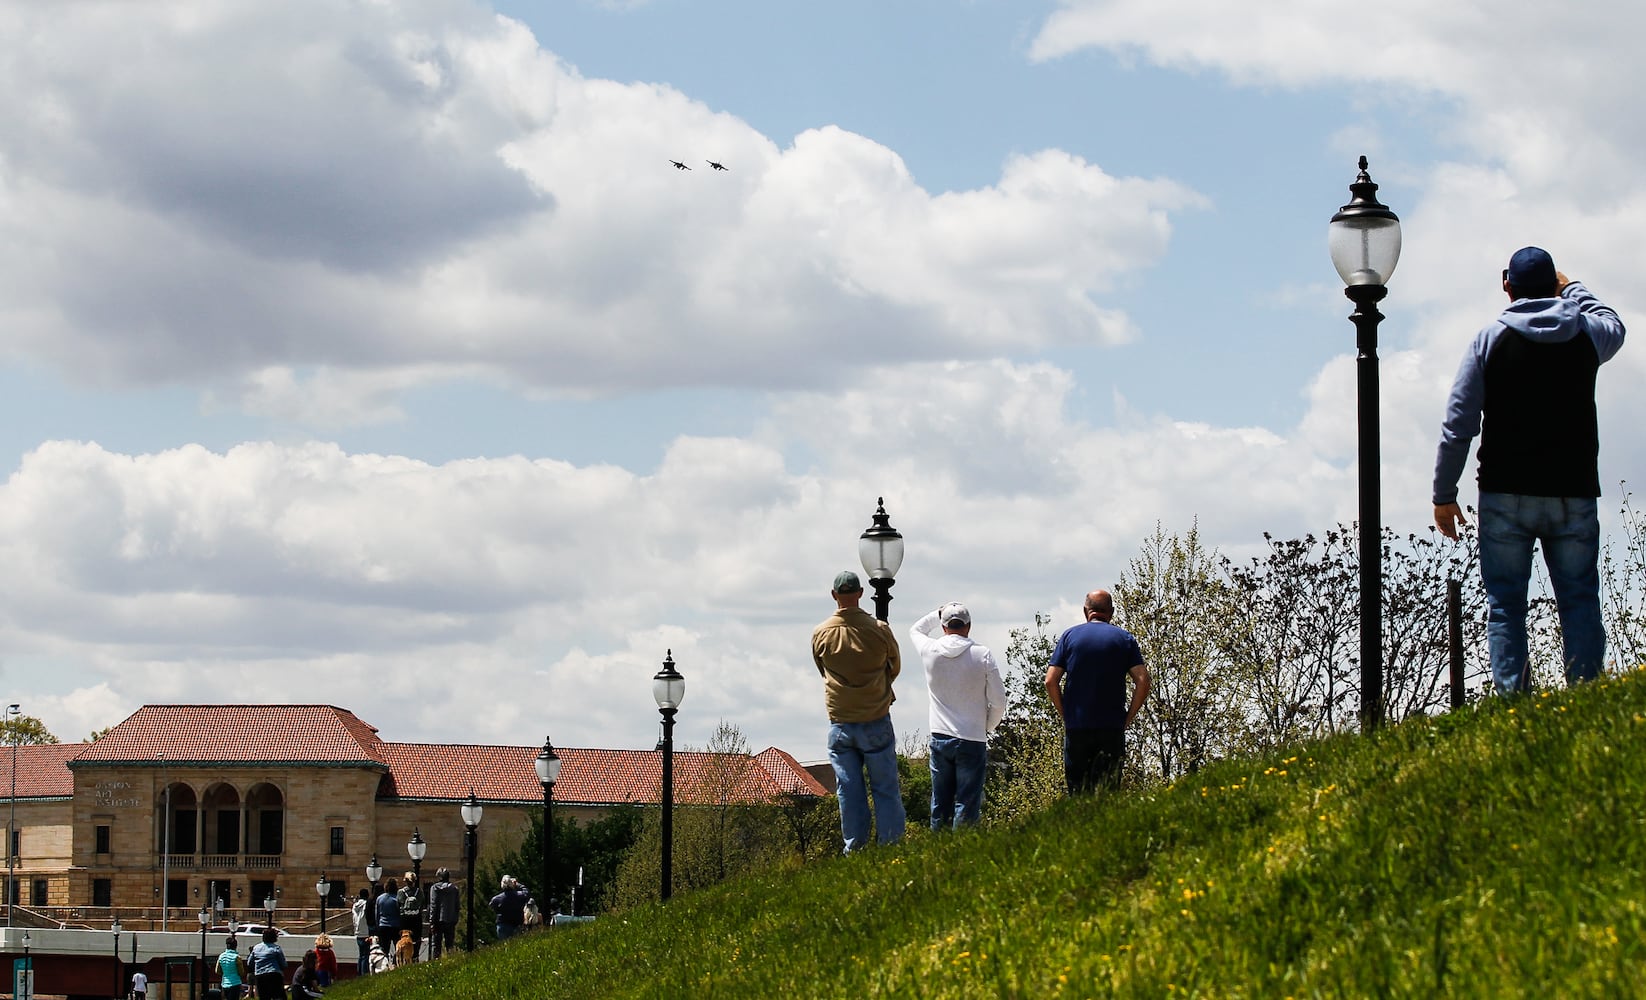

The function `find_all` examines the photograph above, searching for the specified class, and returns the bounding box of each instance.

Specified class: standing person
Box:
[130,969,148,1000]
[1433,247,1626,694]
[351,888,373,977]
[216,935,247,1000]
[312,933,338,985]
[397,870,423,961]
[910,602,1006,829]
[427,867,460,959]
[489,875,531,941]
[249,927,287,1000]
[1044,589,1151,793]
[373,878,401,962]
[811,570,906,852]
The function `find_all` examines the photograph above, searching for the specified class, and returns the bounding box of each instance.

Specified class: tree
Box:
[1,714,58,746]
[1117,523,1246,781]
[983,612,1063,824]
[1221,530,1359,748]
[608,721,818,909]
[1601,486,1646,672]
[475,804,643,937]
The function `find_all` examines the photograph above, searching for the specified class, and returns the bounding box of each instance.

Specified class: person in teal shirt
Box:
[216,936,246,1000]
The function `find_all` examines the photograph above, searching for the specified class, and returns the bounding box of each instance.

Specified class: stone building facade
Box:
[2,704,826,927]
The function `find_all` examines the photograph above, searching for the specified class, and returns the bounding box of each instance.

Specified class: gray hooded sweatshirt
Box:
[1433,281,1624,505]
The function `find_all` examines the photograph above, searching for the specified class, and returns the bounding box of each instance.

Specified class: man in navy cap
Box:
[811,570,905,851]
[1433,247,1626,694]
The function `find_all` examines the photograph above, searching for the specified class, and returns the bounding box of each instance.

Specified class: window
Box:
[328,878,348,907]
[167,878,188,907]
[8,829,16,858]
[250,879,275,908]
[30,878,46,906]
[93,878,112,907]
[5,880,15,904]
[330,827,345,856]
[96,824,112,855]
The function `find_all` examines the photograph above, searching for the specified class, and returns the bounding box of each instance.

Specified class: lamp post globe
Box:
[316,872,331,934]
[460,791,484,952]
[535,737,561,918]
[408,827,426,885]
[652,652,685,901]
[1328,155,1401,732]
[365,854,383,892]
[858,498,905,622]
[263,893,277,929]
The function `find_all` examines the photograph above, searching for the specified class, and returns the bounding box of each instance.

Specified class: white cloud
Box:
[0,0,1200,417]
[0,356,1373,755]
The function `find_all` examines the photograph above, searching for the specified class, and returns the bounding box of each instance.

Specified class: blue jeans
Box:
[496,921,520,941]
[1478,492,1605,694]
[827,714,905,852]
[929,734,987,830]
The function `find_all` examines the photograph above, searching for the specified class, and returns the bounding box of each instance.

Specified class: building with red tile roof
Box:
[1,704,826,923]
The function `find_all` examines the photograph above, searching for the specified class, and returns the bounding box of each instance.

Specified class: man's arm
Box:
[1562,279,1626,363]
[983,650,1007,734]
[811,631,828,677]
[1433,331,1489,522]
[1124,664,1150,728]
[909,608,942,650]
[1043,665,1066,721]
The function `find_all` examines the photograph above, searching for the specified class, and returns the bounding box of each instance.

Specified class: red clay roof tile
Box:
[38,706,826,809]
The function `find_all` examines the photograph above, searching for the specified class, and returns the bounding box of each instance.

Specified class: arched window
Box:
[245,783,285,859]
[155,783,198,856]
[201,782,243,859]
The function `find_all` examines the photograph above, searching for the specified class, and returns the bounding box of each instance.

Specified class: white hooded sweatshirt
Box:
[910,609,1007,743]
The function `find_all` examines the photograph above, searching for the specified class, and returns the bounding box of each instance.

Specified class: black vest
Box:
[1477,330,1600,497]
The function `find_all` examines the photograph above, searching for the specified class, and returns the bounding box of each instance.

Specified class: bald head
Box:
[1083,589,1114,622]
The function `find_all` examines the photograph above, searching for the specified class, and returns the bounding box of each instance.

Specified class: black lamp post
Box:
[111,918,121,1000]
[263,892,277,930]
[197,905,210,994]
[652,651,685,902]
[21,930,29,1000]
[7,703,19,928]
[859,498,906,622]
[1329,155,1402,733]
[460,792,483,951]
[366,854,383,894]
[534,737,561,918]
[316,873,331,934]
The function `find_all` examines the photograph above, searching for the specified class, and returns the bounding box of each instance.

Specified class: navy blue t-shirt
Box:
[1049,621,1144,730]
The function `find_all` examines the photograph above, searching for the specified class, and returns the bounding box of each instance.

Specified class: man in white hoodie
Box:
[910,602,1006,829]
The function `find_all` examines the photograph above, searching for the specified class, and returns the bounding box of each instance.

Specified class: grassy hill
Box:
[330,672,1646,998]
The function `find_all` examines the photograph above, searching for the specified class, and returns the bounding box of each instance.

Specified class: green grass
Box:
[331,673,1646,998]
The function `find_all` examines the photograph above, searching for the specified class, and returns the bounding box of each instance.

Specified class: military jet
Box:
[669,159,691,170]
[706,160,729,171]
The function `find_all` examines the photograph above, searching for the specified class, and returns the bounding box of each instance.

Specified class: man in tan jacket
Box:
[811,570,906,851]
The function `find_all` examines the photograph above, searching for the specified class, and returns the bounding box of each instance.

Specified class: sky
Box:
[2,0,1643,764]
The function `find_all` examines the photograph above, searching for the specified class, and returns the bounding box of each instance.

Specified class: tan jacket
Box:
[812,606,901,723]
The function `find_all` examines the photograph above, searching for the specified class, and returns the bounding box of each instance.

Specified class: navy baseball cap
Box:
[1506,246,1557,296]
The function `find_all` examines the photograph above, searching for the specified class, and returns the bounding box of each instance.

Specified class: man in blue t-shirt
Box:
[1044,588,1151,793]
